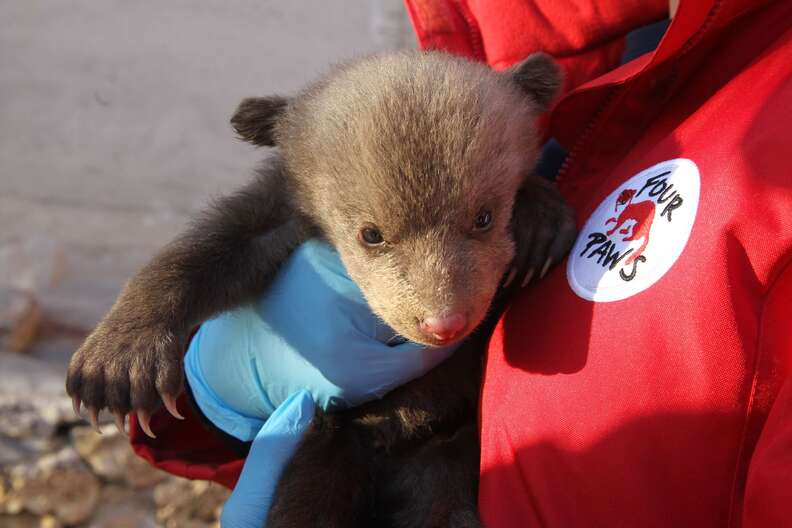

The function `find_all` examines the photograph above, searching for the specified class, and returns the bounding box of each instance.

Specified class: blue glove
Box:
[184,239,457,442]
[219,390,315,528]
[184,240,459,527]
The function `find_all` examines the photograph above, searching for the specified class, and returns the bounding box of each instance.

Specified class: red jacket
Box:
[406,0,792,526]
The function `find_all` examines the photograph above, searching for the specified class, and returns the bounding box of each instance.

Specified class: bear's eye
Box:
[473,209,493,231]
[359,226,384,246]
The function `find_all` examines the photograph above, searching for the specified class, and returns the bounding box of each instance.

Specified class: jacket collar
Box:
[550,0,779,145]
[559,0,776,96]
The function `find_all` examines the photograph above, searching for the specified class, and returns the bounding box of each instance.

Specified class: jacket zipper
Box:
[554,86,622,187]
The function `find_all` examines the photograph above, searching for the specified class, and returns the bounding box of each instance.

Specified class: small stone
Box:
[49,463,101,524]
[5,497,24,515]
[40,514,63,528]
[70,424,167,488]
[0,289,43,353]
[87,485,156,528]
[5,446,100,525]
[165,520,214,528]
[0,513,43,528]
[0,238,67,354]
[0,352,74,440]
[153,477,229,527]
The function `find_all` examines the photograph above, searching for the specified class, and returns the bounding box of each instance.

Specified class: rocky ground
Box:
[1,1,413,526]
[0,215,237,527]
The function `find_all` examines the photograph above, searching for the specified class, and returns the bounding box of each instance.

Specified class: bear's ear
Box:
[230,96,289,147]
[505,52,562,112]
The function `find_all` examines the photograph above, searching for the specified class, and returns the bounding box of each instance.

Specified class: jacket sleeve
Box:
[129,392,245,489]
[403,0,668,94]
[743,262,792,526]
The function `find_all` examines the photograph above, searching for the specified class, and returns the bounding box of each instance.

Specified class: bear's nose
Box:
[419,313,467,343]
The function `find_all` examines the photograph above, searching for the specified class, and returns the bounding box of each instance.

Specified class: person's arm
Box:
[744,376,792,525]
[742,263,792,526]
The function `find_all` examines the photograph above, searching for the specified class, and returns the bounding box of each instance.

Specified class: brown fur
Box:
[66,50,576,527]
[279,53,545,345]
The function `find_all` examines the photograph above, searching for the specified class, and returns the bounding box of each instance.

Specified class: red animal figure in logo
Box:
[605,188,655,264]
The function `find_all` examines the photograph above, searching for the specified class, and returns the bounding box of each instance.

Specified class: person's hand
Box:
[189,240,459,439]
[189,240,461,527]
[220,390,315,528]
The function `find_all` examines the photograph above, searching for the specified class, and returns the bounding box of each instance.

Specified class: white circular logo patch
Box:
[567,158,700,302]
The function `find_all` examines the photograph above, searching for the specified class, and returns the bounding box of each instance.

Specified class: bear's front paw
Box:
[66,314,185,436]
[505,177,577,288]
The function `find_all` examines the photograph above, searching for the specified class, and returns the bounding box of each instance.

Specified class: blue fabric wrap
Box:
[184,239,458,442]
[219,390,316,528]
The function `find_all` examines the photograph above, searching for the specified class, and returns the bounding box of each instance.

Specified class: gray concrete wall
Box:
[0,1,414,362]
